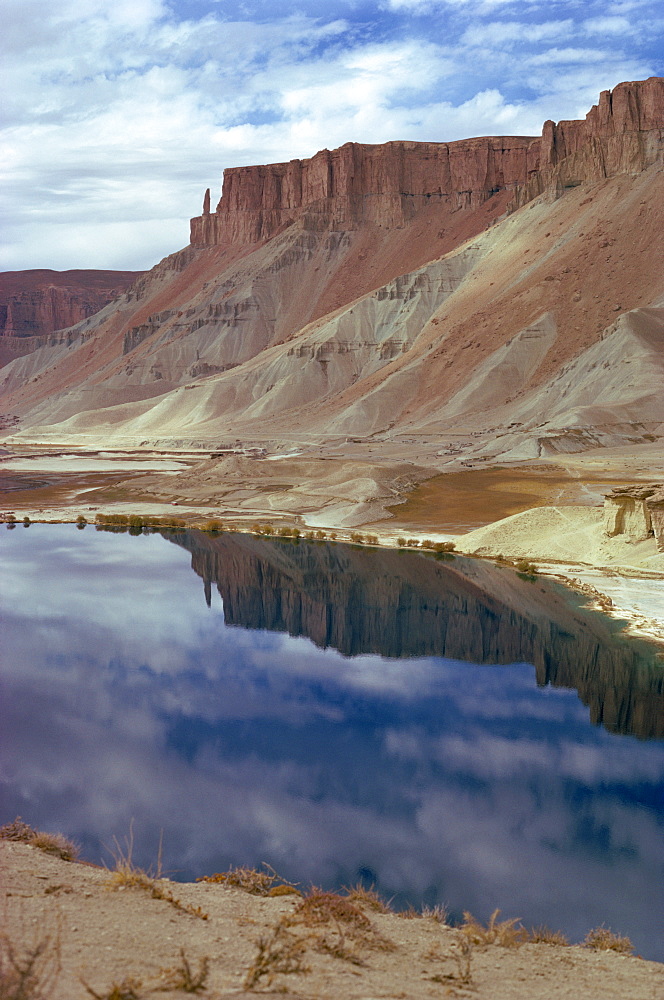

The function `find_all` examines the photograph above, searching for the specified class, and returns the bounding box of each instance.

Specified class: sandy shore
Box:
[2,839,662,1000]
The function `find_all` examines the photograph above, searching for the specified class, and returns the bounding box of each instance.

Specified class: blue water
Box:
[1,524,663,959]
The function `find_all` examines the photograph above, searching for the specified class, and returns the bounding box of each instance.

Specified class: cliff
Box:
[191,77,664,246]
[0,269,142,340]
[604,484,664,551]
[191,136,539,245]
[511,76,664,208]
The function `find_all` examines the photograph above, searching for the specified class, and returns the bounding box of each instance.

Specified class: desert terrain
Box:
[2,77,664,996]
[2,838,663,1000]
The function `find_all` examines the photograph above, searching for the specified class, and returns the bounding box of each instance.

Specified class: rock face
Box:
[511,76,664,207]
[191,136,540,245]
[192,78,664,245]
[0,269,142,339]
[604,484,664,550]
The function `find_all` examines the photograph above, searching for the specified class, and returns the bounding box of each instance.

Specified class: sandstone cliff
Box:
[511,76,664,208]
[0,269,142,338]
[191,136,539,245]
[604,484,664,551]
[0,269,142,367]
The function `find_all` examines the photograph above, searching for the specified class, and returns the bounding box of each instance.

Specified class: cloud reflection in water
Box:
[1,525,663,959]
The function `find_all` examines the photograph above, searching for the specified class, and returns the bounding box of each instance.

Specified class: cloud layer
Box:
[1,0,662,269]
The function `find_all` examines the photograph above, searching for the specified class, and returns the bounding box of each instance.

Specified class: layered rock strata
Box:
[511,76,664,207]
[192,77,664,246]
[191,137,539,245]
[604,484,664,550]
[0,269,142,338]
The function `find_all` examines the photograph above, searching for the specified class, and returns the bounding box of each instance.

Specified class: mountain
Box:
[0,77,662,468]
[0,269,142,368]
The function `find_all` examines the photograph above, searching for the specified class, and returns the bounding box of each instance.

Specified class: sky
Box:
[1,0,662,272]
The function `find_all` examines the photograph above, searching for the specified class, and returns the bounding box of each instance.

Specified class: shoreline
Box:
[2,445,663,647]
[3,500,664,649]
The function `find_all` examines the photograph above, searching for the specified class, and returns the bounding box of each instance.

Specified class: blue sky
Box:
[1,0,662,271]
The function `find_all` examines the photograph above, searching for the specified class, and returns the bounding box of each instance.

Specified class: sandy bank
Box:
[2,840,662,1000]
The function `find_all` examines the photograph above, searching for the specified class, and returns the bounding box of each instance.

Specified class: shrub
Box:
[261,524,273,535]
[202,519,223,533]
[315,530,326,540]
[22,517,31,527]
[515,559,538,578]
[397,537,407,547]
[583,926,634,954]
[197,864,297,897]
[278,526,293,537]
[350,532,364,544]
[406,538,419,547]
[365,534,378,545]
[421,539,435,549]
[0,816,79,861]
[434,541,456,553]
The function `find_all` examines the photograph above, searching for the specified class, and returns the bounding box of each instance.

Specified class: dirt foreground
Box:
[2,840,663,1000]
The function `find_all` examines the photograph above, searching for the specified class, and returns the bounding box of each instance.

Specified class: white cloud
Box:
[0,0,661,269]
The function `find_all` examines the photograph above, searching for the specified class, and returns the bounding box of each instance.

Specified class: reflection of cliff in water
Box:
[172,532,664,739]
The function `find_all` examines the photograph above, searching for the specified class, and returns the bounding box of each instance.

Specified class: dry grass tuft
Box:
[268,884,302,898]
[287,890,395,963]
[460,909,527,948]
[197,863,296,897]
[584,926,634,954]
[157,950,209,993]
[82,977,144,1000]
[243,924,310,990]
[528,925,570,946]
[105,827,207,920]
[0,927,61,1000]
[343,883,392,913]
[421,903,449,924]
[0,817,78,862]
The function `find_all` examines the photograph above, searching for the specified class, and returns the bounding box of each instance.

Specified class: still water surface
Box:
[1,525,663,958]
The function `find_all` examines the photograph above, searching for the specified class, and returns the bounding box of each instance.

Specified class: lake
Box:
[1,524,663,959]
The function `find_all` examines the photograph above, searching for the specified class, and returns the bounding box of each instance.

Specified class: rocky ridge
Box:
[1,78,663,468]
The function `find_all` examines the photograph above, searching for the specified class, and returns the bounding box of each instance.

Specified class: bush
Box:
[434,541,455,553]
[202,519,223,533]
[315,529,326,540]
[397,537,406,547]
[515,559,538,578]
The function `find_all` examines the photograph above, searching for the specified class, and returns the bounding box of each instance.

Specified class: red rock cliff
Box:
[512,76,664,207]
[191,136,539,245]
[191,77,664,246]
[0,269,142,339]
